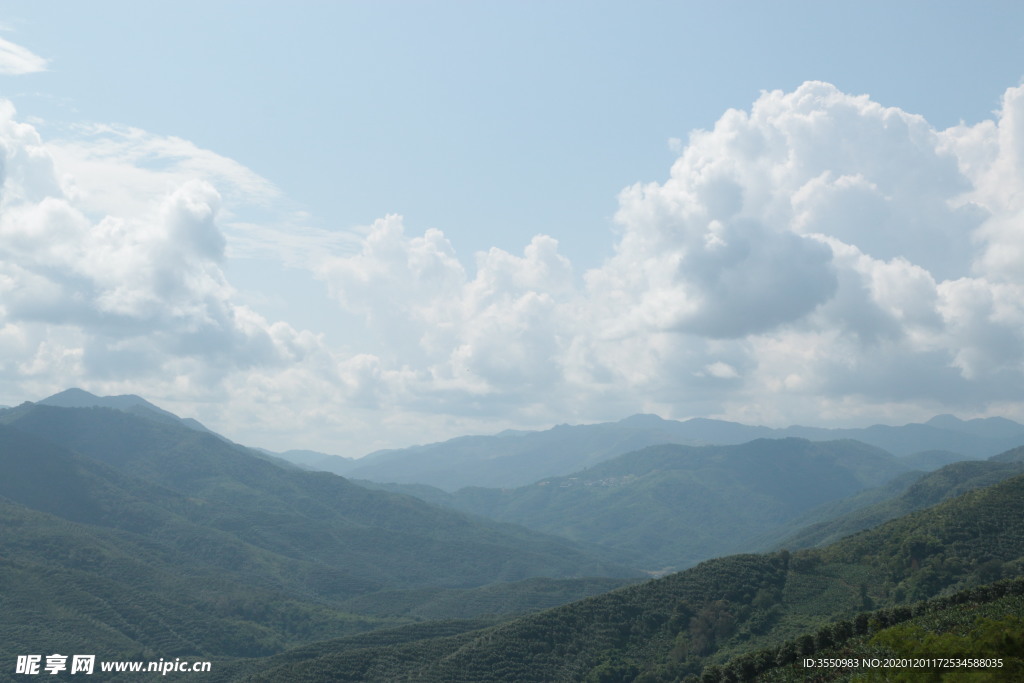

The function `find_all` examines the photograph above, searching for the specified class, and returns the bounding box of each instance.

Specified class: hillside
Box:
[5,392,1022,681]
[367,438,914,572]
[714,578,1024,681]
[0,405,640,670]
[0,404,635,585]
[776,446,1024,550]
[0,424,401,661]
[213,470,1024,681]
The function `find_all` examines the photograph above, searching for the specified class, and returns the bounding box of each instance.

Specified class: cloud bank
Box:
[3,81,1024,453]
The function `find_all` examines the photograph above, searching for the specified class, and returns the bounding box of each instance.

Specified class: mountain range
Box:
[362,439,1024,574]
[2,388,1021,681]
[280,411,1024,491]
[0,394,642,672]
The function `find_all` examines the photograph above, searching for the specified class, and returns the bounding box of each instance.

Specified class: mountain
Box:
[778,419,1024,459]
[0,423,403,662]
[271,448,358,473]
[335,418,697,490]
[0,403,635,586]
[924,413,1024,438]
[37,387,215,434]
[324,413,1024,491]
[896,448,977,471]
[4,390,1023,680]
[0,400,645,671]
[212,469,1024,682]
[364,438,914,572]
[774,445,1024,550]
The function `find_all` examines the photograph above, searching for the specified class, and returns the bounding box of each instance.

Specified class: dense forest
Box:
[215,471,1024,681]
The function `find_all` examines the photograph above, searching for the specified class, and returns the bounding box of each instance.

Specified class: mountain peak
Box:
[39,388,150,410]
[36,388,213,435]
[925,414,963,428]
[618,413,667,427]
[39,387,101,405]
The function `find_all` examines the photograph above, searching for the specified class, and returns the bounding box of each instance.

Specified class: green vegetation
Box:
[337,577,636,621]
[740,579,1024,682]
[0,497,400,661]
[207,472,1024,681]
[0,405,635,588]
[0,406,636,674]
[777,450,1024,550]
[3,396,1023,682]
[374,439,914,571]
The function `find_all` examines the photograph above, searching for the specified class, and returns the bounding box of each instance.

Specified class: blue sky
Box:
[2,2,1024,455]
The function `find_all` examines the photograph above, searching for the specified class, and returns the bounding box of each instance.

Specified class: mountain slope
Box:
[0,403,635,587]
[0,424,404,661]
[716,578,1024,681]
[38,387,214,434]
[366,438,913,571]
[338,418,702,490]
[777,446,1024,550]
[218,470,1024,681]
[0,403,649,674]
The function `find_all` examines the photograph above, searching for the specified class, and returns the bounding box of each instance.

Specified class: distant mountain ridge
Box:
[301,411,1024,491]
[27,391,1024,491]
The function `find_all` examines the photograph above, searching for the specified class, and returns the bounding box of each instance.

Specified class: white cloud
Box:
[0,100,324,403]
[0,37,47,75]
[312,80,1024,435]
[5,79,1024,455]
[45,122,281,221]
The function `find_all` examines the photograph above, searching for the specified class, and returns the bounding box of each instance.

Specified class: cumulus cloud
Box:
[6,78,1024,455]
[315,80,1024,433]
[316,218,577,408]
[0,100,324,406]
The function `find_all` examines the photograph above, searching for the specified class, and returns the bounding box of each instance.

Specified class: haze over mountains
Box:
[16,388,1024,576]
[2,389,1022,680]
[279,409,1024,491]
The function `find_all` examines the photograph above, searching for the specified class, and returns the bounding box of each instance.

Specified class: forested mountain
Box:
[212,470,1024,682]
[0,403,639,672]
[4,391,1022,682]
[363,441,1024,578]
[776,446,1024,550]
[0,423,401,662]
[364,439,914,572]
[37,387,216,435]
[718,580,1024,681]
[297,412,1024,491]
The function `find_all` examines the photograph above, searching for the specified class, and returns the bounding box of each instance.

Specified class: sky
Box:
[2,1,1024,456]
